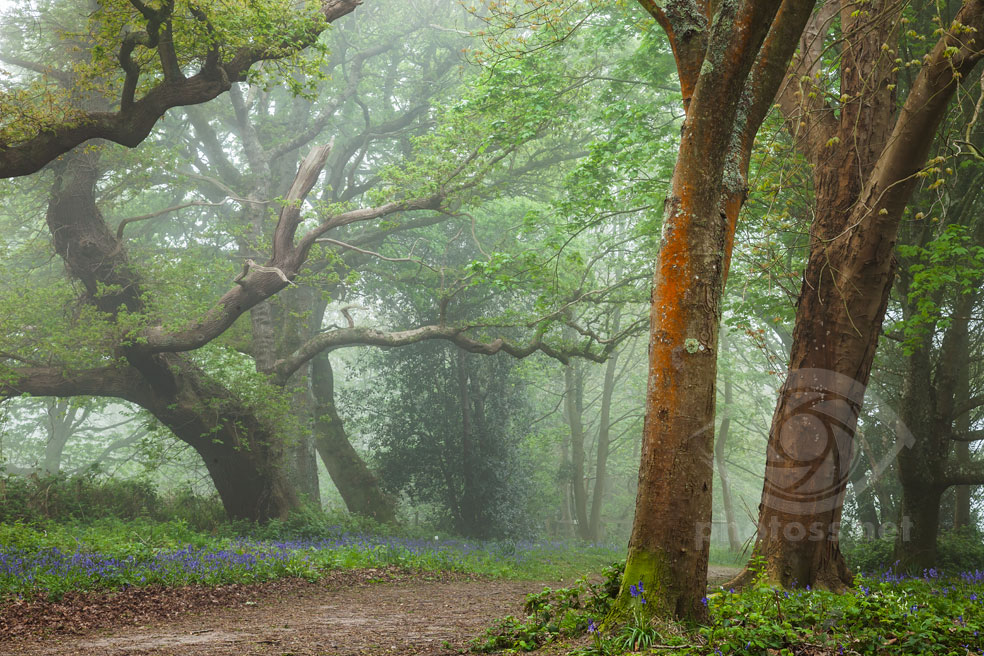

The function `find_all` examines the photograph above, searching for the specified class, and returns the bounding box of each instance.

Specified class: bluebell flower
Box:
[587,620,597,634]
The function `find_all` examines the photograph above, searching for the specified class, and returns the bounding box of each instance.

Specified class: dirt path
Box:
[0,569,558,656]
[0,566,742,656]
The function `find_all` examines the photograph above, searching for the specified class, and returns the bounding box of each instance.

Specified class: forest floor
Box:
[0,565,741,656]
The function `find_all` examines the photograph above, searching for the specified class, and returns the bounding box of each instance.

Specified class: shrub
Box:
[843,528,984,575]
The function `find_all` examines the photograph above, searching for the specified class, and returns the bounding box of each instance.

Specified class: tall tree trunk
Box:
[716,376,742,553]
[953,330,972,531]
[559,433,574,537]
[735,0,984,589]
[310,353,397,522]
[895,289,975,570]
[564,363,591,540]
[847,446,881,539]
[615,0,816,621]
[286,367,321,503]
[588,332,620,542]
[457,349,480,536]
[740,1,896,590]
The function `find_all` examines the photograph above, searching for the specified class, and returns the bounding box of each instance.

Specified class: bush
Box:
[843,527,984,574]
[0,474,160,522]
[842,534,895,573]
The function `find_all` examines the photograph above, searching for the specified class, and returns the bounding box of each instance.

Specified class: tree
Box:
[0,0,361,177]
[0,0,631,521]
[733,0,984,589]
[605,0,817,621]
[891,208,984,568]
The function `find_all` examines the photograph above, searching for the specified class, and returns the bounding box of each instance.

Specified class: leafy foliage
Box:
[470,561,622,652]
[896,224,984,353]
[360,342,536,539]
[845,529,984,575]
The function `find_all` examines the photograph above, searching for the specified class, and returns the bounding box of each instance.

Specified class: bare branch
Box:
[946,460,984,486]
[269,322,615,384]
[115,201,225,240]
[316,238,439,272]
[951,429,984,443]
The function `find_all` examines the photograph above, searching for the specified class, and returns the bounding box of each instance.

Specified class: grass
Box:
[0,517,623,601]
[472,561,984,655]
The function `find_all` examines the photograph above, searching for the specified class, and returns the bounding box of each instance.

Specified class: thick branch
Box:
[955,393,984,419]
[946,459,984,486]
[766,0,838,161]
[0,366,147,403]
[951,428,984,443]
[0,0,362,178]
[862,0,984,229]
[270,323,612,384]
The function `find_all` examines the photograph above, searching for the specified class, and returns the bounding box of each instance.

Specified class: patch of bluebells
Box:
[0,542,310,599]
[0,533,622,601]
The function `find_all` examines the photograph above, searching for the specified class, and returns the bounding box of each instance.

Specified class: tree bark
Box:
[615,0,817,622]
[310,353,397,522]
[735,0,984,589]
[564,363,591,540]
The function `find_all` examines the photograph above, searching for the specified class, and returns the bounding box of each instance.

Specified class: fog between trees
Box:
[0,0,983,625]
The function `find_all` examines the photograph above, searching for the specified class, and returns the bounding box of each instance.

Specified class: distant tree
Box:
[366,343,534,538]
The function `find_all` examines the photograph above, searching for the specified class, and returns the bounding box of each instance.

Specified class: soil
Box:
[0,565,741,656]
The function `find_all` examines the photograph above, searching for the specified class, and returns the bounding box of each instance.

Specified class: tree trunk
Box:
[139,353,300,521]
[457,350,480,536]
[310,353,397,523]
[42,399,83,476]
[740,1,897,590]
[953,334,972,530]
[847,446,881,539]
[716,376,742,553]
[614,0,815,622]
[588,332,620,542]
[894,284,976,569]
[735,0,984,589]
[286,367,321,503]
[564,363,591,540]
[898,482,944,571]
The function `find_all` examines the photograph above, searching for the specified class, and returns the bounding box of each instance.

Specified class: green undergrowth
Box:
[473,561,984,655]
[0,516,622,601]
[842,528,984,574]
